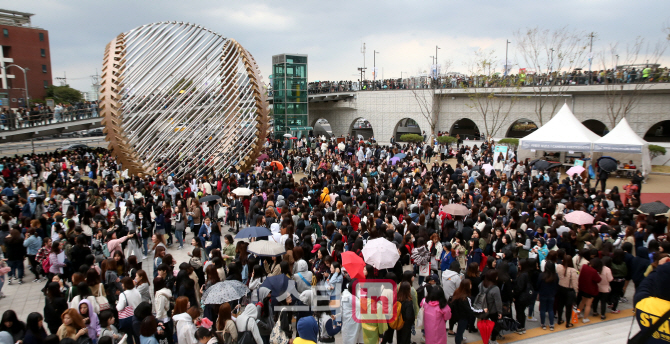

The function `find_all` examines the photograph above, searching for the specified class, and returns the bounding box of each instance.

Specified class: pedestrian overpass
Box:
[1,109,101,143]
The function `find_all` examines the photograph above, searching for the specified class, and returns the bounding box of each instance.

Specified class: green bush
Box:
[498,138,519,150]
[437,136,457,144]
[399,134,424,143]
[649,144,667,160]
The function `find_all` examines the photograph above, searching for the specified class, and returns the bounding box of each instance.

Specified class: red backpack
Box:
[42,256,52,273]
[479,252,487,272]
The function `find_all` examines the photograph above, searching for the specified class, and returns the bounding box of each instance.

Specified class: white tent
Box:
[593,117,651,177]
[518,104,601,161]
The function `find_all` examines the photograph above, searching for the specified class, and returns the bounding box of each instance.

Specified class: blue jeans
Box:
[8,260,23,279]
[539,295,555,326]
[175,230,184,247]
[142,237,149,255]
[455,318,468,344]
[188,215,194,229]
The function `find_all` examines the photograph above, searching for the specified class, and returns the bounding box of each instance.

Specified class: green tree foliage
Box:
[498,138,519,150]
[649,144,667,160]
[399,134,424,143]
[436,136,457,144]
[46,85,83,105]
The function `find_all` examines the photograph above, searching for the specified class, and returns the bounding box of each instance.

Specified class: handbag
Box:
[96,284,111,310]
[218,206,226,219]
[419,263,430,277]
[270,309,289,344]
[415,304,425,329]
[238,318,256,344]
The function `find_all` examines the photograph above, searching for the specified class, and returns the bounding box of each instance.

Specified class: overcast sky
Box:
[4,0,670,93]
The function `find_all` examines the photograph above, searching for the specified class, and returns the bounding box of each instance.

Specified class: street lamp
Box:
[505,39,511,76]
[549,48,555,74]
[373,50,380,84]
[2,64,30,108]
[615,54,619,70]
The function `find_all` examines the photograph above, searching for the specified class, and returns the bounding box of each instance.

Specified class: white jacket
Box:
[235,304,263,344]
[173,312,198,344]
[154,288,172,321]
[116,288,142,313]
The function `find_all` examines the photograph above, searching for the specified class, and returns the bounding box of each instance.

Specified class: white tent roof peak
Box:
[519,103,601,151]
[595,117,647,146]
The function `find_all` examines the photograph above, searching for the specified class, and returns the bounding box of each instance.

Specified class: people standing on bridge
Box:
[53,103,63,123]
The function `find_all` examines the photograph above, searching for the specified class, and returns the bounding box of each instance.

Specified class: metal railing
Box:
[0,137,105,155]
[0,108,99,131]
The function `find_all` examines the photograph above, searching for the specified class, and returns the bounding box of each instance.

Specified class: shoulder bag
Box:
[270,309,289,344]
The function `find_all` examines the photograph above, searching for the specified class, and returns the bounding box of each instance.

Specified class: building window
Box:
[41,48,45,57]
[2,29,7,37]
[44,80,48,88]
[42,65,47,73]
[39,32,44,41]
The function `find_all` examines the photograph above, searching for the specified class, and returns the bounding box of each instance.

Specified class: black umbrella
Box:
[199,195,221,203]
[235,226,273,239]
[597,156,618,173]
[260,275,297,303]
[638,201,670,215]
[532,160,562,171]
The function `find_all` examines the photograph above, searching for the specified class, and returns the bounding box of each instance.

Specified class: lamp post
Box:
[615,54,619,70]
[2,64,30,108]
[549,48,555,74]
[436,45,441,84]
[373,50,379,86]
[505,39,511,76]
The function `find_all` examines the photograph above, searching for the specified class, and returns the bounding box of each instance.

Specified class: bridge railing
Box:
[1,108,99,131]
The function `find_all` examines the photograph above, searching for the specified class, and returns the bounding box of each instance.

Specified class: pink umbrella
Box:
[482,163,494,176]
[564,210,595,225]
[566,165,585,176]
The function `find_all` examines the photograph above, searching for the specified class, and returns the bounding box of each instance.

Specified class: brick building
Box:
[0,9,52,109]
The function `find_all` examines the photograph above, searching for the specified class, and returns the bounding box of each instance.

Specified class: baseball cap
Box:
[311,244,321,254]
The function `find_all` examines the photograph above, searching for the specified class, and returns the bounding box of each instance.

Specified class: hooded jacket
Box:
[295,316,318,344]
[293,260,313,293]
[319,187,330,204]
[441,269,462,300]
[78,299,100,340]
[173,312,197,344]
[235,305,263,344]
[255,287,275,336]
[153,288,172,320]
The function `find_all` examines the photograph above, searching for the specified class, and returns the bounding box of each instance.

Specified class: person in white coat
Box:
[235,304,263,344]
[340,283,363,344]
[174,306,198,344]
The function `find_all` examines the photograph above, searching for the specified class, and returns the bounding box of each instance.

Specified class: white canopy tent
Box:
[593,117,651,177]
[518,103,601,161]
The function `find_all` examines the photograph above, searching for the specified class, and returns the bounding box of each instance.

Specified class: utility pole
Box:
[505,39,511,76]
[436,45,441,86]
[91,69,101,101]
[615,55,619,70]
[550,48,555,74]
[373,50,379,83]
[588,32,595,84]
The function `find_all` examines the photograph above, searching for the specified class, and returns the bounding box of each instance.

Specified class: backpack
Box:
[42,255,52,273]
[479,252,487,272]
[473,287,492,319]
[389,301,404,330]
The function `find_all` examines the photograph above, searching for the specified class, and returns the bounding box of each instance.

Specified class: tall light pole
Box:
[436,45,441,83]
[588,32,595,84]
[549,48,555,74]
[615,54,619,70]
[505,39,511,76]
[373,50,379,84]
[2,64,30,108]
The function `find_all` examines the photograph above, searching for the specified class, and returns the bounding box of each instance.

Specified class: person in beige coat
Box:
[556,255,579,327]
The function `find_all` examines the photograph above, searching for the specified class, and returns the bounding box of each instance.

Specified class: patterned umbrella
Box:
[201,280,250,305]
[638,201,670,215]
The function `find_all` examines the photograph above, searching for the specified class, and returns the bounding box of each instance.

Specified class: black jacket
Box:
[450,297,482,322]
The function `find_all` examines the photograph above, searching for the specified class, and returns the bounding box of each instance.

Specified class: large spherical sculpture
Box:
[100,22,269,177]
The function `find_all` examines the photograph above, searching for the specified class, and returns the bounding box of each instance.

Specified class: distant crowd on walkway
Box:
[307,66,670,94]
[0,102,98,131]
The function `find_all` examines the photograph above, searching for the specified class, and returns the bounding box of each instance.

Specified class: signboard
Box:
[574,159,585,167]
[493,145,508,162]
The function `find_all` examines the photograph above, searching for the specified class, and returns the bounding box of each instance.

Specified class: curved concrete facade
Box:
[308,84,670,144]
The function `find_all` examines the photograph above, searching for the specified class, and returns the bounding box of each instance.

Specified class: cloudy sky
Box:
[4,0,670,93]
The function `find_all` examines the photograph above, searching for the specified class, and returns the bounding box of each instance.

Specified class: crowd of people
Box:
[0,102,98,131]
[306,66,670,94]
[0,131,668,344]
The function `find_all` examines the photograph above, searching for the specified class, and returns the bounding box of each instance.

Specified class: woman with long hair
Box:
[23,312,48,344]
[556,254,578,328]
[135,270,151,303]
[0,310,26,342]
[216,303,238,344]
[56,309,88,341]
[536,261,559,330]
[425,285,454,344]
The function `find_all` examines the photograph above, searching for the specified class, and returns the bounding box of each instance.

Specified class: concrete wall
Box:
[309,84,670,146]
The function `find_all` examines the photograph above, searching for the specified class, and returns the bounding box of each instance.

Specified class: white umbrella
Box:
[283,133,292,138]
[248,240,286,257]
[362,238,400,269]
[232,187,253,196]
[482,163,494,176]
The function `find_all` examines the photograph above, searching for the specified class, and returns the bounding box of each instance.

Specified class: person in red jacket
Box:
[577,258,603,323]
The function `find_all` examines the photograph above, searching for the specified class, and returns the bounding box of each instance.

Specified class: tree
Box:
[498,138,519,150]
[410,59,453,138]
[462,49,521,138]
[598,36,667,129]
[399,134,424,143]
[514,27,589,125]
[649,144,667,161]
[46,84,83,104]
